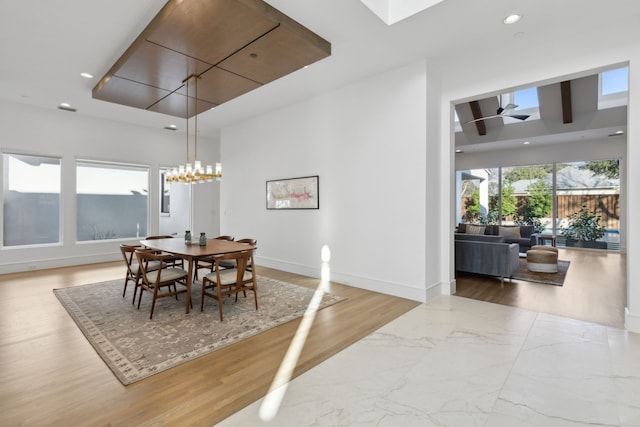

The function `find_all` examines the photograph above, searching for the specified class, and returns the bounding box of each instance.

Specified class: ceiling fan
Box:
[464,98,530,124]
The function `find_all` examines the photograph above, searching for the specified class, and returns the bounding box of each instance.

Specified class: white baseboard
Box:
[0,253,120,275]
[625,307,640,333]
[442,278,456,295]
[257,255,436,303]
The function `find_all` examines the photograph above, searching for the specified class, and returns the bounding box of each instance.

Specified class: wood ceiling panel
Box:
[218,25,330,84]
[114,41,212,92]
[92,76,172,110]
[147,0,279,66]
[174,67,262,106]
[147,92,217,119]
[92,0,331,118]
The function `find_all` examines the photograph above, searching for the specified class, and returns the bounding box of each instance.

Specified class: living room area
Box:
[453,65,628,329]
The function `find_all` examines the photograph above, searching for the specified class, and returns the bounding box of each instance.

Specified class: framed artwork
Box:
[266,175,319,210]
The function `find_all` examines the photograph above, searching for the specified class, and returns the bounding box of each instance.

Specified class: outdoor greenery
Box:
[579,159,620,180]
[560,204,606,242]
[464,188,481,219]
[499,183,517,218]
[503,165,551,182]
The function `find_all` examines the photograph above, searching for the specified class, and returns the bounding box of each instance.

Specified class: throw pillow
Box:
[466,224,486,235]
[499,226,521,239]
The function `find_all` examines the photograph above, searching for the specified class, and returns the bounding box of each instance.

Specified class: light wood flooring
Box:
[1,249,626,426]
[455,247,627,329]
[0,263,419,426]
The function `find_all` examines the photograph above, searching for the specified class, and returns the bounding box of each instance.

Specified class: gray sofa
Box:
[456,223,539,253]
[454,234,520,284]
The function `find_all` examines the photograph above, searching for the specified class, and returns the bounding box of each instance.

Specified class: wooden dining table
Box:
[139,237,256,314]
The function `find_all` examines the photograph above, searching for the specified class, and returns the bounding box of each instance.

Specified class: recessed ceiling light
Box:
[164,124,178,131]
[58,102,77,112]
[455,149,463,153]
[80,72,94,79]
[503,14,521,24]
[523,141,530,145]
[608,130,625,137]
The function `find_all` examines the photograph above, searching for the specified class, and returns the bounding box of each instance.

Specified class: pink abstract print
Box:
[267,176,319,209]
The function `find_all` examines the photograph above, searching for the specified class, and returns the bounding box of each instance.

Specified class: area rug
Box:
[53,277,345,385]
[511,258,570,286]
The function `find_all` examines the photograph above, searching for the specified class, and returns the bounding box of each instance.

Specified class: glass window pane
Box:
[76,161,148,241]
[556,160,620,249]
[160,172,170,214]
[598,66,629,110]
[456,168,498,224]
[3,153,61,246]
[602,67,629,96]
[502,164,553,233]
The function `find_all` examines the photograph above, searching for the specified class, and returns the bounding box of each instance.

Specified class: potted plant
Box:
[560,204,607,249]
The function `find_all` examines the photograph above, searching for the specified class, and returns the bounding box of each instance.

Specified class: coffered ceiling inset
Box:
[92,0,331,119]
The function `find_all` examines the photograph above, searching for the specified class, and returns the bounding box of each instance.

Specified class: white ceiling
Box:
[1,0,640,142]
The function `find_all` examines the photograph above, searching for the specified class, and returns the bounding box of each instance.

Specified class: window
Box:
[2,153,61,247]
[598,66,628,110]
[556,160,620,249]
[457,168,498,223]
[160,171,170,215]
[76,160,149,241]
[504,87,540,124]
[456,159,621,249]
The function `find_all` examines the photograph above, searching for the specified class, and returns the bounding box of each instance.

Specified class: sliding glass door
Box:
[456,159,620,249]
[555,160,620,249]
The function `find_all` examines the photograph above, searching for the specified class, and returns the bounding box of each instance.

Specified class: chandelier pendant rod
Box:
[185,76,190,165]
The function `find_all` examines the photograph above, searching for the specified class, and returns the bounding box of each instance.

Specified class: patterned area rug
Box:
[54,277,345,385]
[512,258,570,286]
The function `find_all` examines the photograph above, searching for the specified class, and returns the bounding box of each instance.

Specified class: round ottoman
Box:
[526,249,558,273]
[530,245,559,255]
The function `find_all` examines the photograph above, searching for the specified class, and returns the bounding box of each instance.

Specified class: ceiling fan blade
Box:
[506,114,530,121]
[503,103,518,110]
[464,114,500,124]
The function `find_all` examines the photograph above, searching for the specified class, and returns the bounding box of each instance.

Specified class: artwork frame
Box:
[266,175,319,210]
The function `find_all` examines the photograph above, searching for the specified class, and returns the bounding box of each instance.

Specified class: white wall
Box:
[221,61,431,301]
[0,101,220,274]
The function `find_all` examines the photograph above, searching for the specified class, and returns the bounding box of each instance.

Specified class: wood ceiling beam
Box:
[561,80,573,124]
[469,100,487,136]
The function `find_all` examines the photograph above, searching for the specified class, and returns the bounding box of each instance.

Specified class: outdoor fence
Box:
[461,194,620,229]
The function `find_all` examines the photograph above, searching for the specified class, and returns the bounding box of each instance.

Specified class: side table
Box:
[538,235,557,247]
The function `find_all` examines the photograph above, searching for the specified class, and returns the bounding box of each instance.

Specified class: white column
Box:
[625,51,640,333]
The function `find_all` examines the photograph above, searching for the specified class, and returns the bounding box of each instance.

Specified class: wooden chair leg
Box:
[149,286,159,320]
[137,287,144,309]
[122,276,130,298]
[132,270,141,304]
[217,284,224,321]
[200,279,206,312]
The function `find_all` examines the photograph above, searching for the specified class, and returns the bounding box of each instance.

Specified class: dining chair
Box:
[135,249,189,319]
[144,235,184,268]
[232,239,258,298]
[194,235,235,280]
[235,238,257,271]
[201,249,257,321]
[120,244,163,303]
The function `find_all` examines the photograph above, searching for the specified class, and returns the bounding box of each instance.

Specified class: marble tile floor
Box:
[217,295,640,427]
